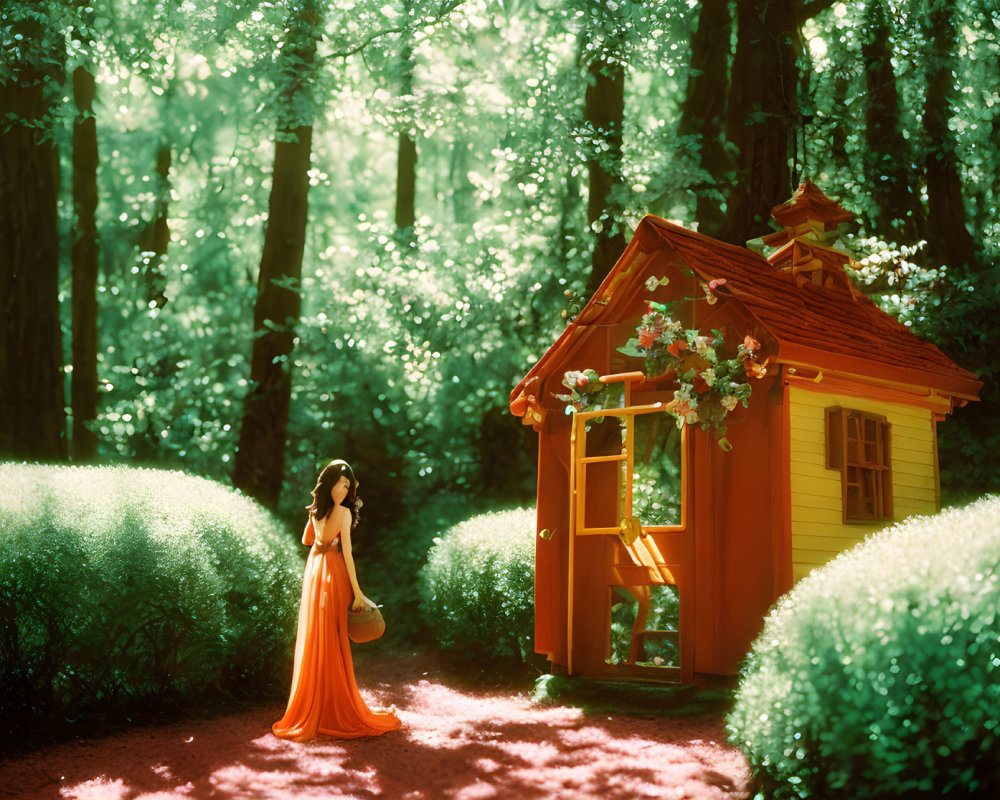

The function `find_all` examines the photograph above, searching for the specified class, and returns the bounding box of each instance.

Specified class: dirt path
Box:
[0,652,751,799]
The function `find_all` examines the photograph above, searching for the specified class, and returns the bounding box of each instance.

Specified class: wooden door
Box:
[568,404,694,683]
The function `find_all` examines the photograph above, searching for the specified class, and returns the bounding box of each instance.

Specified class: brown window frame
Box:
[825,407,893,523]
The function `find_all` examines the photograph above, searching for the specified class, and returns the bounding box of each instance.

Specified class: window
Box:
[826,407,893,522]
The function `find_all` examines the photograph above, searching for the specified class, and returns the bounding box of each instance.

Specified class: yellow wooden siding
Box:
[790,490,840,511]
[787,385,938,583]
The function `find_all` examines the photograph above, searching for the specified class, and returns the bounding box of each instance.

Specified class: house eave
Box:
[775,343,982,406]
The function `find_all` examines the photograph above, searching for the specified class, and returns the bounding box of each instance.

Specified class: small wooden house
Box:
[509,182,981,685]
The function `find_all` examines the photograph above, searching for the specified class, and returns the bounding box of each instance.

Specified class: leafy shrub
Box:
[0,464,301,753]
[418,507,536,671]
[360,491,488,646]
[727,496,1000,799]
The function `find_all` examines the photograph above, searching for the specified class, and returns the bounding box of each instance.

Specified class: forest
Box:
[2,0,998,535]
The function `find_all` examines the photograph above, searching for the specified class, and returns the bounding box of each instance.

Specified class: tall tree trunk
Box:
[719,0,801,246]
[395,1,417,238]
[829,74,850,170]
[138,140,171,308]
[396,132,417,232]
[233,4,320,507]
[449,138,473,226]
[677,0,732,238]
[584,53,626,294]
[922,0,982,274]
[0,61,67,460]
[71,65,100,461]
[556,170,582,320]
[861,0,925,242]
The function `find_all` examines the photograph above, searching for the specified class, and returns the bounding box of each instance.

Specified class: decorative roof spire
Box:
[757,180,856,291]
[771,180,855,229]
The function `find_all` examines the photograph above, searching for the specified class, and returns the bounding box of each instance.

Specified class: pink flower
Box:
[702,278,727,305]
[638,326,658,349]
[743,335,760,352]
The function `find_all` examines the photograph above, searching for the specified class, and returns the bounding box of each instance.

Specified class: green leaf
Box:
[618,341,645,358]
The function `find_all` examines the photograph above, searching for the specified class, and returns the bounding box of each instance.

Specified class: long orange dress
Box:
[272,516,401,741]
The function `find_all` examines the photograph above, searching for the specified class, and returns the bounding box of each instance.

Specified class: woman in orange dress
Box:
[272,459,401,741]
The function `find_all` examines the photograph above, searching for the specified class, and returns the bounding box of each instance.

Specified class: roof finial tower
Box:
[759,180,856,290]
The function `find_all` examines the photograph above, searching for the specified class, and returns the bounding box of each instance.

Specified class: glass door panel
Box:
[608,584,681,668]
[631,414,683,528]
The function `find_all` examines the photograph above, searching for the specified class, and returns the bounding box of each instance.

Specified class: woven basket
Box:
[347,604,385,643]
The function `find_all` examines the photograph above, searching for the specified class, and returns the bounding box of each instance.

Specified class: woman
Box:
[272,459,401,740]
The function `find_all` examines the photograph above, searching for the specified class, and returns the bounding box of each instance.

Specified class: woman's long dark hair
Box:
[306,459,361,529]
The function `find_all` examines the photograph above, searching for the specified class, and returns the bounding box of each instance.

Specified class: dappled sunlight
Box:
[5,666,749,800]
[208,760,384,800]
[492,721,742,799]
[59,777,130,800]
[2,1,994,798]
[397,677,584,748]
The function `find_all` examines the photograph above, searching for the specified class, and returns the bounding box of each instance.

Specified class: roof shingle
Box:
[643,216,980,399]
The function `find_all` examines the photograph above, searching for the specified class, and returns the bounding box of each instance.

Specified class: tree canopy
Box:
[1,0,997,525]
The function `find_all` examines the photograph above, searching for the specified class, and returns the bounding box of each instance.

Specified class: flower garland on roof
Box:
[557,276,771,449]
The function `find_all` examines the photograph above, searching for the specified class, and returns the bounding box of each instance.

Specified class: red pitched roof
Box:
[512,215,981,410]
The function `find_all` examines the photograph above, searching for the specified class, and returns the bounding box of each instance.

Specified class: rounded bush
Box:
[0,464,302,752]
[418,507,535,669]
[727,496,1000,799]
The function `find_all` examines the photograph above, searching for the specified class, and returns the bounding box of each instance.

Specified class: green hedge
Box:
[418,507,536,671]
[727,497,1000,799]
[0,464,301,753]
[358,491,490,646]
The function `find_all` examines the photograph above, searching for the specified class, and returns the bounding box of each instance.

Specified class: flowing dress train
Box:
[272,519,400,741]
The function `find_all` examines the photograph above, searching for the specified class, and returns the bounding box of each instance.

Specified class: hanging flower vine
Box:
[557,276,771,449]
[554,368,621,414]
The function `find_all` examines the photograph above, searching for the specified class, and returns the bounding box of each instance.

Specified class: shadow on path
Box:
[0,651,750,800]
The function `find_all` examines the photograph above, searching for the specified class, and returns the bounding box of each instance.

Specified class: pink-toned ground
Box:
[0,651,751,800]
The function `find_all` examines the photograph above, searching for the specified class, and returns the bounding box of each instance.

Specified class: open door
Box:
[567,379,694,684]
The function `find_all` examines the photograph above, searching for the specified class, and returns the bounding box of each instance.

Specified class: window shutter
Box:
[825,407,843,470]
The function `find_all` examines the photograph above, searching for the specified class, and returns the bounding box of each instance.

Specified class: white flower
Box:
[721,395,738,412]
[564,370,586,389]
[702,368,716,388]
